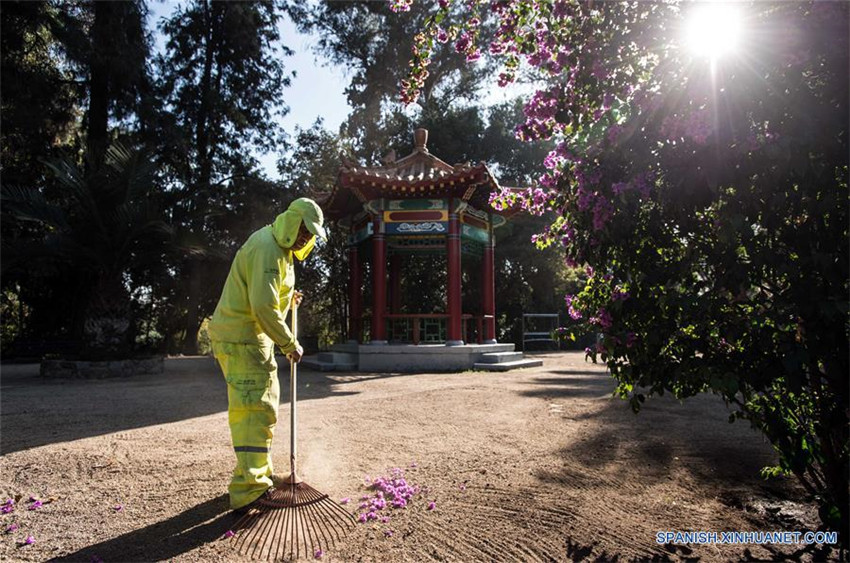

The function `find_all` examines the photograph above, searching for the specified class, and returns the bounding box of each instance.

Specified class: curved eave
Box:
[324,163,523,220]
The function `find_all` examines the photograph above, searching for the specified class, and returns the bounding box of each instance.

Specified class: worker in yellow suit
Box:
[208,197,326,510]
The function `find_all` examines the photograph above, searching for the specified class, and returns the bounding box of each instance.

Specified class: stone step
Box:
[317,351,357,364]
[477,351,523,364]
[473,359,543,372]
[301,356,356,372]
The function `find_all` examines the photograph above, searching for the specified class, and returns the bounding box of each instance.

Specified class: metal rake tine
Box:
[275,506,293,562]
[303,493,335,548]
[302,491,331,555]
[255,505,281,560]
[272,507,290,561]
[254,502,285,560]
[308,492,351,542]
[248,508,273,559]
[232,509,262,553]
[312,495,355,534]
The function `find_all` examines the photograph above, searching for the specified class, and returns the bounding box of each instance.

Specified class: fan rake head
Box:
[231,481,355,561]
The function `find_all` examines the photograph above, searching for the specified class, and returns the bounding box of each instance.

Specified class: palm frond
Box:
[1,184,71,231]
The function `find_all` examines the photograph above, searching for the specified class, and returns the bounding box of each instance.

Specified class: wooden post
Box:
[348,240,362,343]
[482,217,496,343]
[446,200,463,345]
[389,254,402,314]
[371,216,387,344]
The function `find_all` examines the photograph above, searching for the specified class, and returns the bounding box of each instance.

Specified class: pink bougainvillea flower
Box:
[6,523,19,533]
[223,530,235,539]
[314,548,324,559]
[28,500,42,510]
[357,514,367,523]
[427,501,436,510]
[1,505,13,514]
[24,535,35,545]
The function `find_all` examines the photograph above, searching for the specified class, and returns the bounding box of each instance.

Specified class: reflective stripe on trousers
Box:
[212,339,279,509]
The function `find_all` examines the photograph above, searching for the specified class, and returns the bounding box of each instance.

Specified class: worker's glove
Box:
[287,344,304,363]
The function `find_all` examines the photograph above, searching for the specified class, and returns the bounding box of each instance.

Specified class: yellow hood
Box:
[272,209,315,261]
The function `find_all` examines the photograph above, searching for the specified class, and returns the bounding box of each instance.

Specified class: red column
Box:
[389,254,402,314]
[371,216,387,344]
[482,219,496,343]
[348,242,362,343]
[446,201,463,345]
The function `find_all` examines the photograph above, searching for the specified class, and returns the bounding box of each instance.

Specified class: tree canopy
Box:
[398,0,849,541]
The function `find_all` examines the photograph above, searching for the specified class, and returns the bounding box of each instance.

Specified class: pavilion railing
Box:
[354,314,494,345]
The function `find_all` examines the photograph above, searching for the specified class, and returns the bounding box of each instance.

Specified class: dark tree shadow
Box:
[50,494,234,562]
[0,357,361,454]
[565,537,680,562]
[1,354,468,455]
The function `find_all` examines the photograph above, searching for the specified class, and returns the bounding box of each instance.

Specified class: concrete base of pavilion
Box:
[301,342,543,373]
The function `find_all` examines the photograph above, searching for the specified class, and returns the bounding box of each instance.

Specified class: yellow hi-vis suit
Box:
[208,199,323,509]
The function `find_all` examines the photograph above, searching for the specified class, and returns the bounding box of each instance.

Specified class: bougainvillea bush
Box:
[394,0,848,540]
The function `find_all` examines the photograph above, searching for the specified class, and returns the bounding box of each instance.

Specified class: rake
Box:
[231,296,355,560]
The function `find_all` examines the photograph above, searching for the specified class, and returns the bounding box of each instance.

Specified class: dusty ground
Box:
[0,352,837,562]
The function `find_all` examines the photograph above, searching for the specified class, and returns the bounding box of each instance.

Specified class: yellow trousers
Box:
[212,339,279,509]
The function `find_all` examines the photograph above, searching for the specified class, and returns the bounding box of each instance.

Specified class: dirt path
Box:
[0,352,831,562]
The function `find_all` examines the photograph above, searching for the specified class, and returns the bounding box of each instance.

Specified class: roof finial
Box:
[414,128,428,152]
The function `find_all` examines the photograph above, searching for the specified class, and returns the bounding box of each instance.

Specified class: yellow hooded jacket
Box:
[208,208,317,353]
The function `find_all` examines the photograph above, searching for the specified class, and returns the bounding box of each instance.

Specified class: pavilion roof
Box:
[323,129,521,221]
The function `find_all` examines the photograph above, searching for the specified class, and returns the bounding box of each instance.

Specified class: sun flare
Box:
[685,3,743,59]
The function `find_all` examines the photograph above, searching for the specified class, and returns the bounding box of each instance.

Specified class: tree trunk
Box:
[181,259,203,354]
[180,0,220,355]
[87,0,113,172]
[82,273,133,360]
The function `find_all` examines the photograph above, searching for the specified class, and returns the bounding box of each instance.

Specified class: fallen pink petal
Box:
[223,530,235,539]
[113,504,123,512]
[339,497,350,505]
[427,501,436,510]
[314,548,323,559]
[6,523,19,533]
[28,500,42,510]
[24,535,35,545]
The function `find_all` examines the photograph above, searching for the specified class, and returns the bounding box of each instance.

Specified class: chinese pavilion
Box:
[312,129,542,372]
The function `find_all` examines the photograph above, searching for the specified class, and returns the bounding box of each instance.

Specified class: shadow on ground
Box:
[520,368,802,503]
[522,370,777,492]
[50,494,233,562]
[0,357,370,455]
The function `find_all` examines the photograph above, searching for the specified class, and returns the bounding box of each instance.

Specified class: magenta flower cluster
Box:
[356,467,422,524]
[589,308,613,329]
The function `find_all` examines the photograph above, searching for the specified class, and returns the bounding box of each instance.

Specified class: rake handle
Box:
[289,294,299,482]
